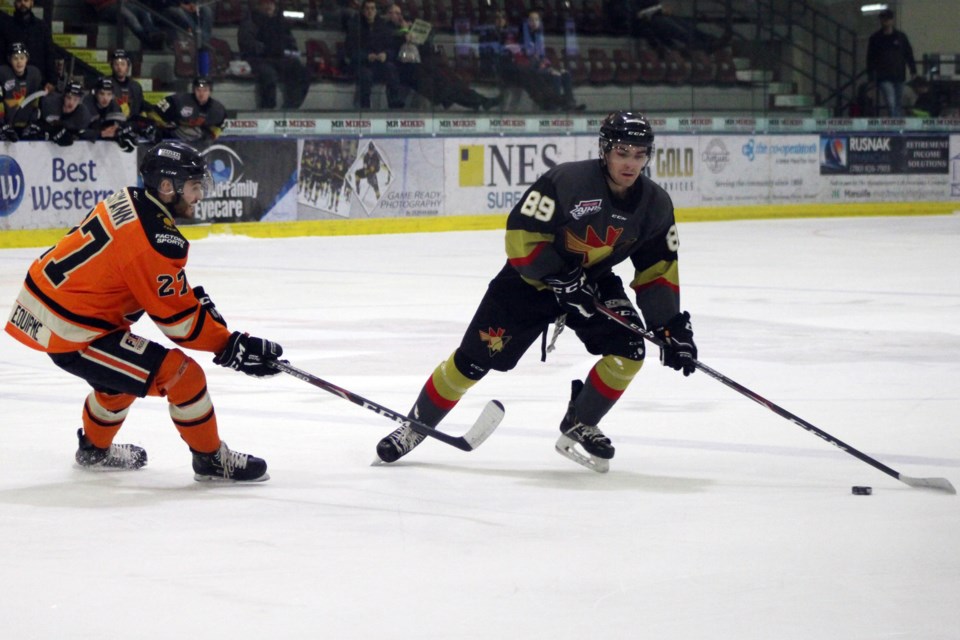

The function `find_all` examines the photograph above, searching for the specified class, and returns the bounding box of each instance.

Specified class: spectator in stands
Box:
[86,0,166,50]
[0,0,56,90]
[238,0,311,110]
[632,1,726,53]
[384,3,500,111]
[477,10,518,80]
[152,0,213,50]
[477,10,565,111]
[35,80,97,145]
[518,9,584,111]
[866,9,916,118]
[343,0,404,109]
[151,75,225,142]
[0,42,45,136]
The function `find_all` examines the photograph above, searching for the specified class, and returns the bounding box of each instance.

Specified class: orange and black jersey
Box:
[6,187,231,354]
[505,158,681,328]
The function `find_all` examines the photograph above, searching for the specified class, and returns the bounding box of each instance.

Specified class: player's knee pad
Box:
[149,349,214,424]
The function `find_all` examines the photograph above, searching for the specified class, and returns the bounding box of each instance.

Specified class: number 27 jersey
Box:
[6,187,231,354]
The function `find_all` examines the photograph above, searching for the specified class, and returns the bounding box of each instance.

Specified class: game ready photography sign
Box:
[297,138,444,220]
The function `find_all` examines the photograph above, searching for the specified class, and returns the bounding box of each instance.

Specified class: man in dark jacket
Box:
[238,0,310,109]
[866,9,916,118]
[344,0,404,109]
[0,0,56,90]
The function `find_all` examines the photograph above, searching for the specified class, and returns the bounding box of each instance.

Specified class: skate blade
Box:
[193,472,270,483]
[555,434,610,474]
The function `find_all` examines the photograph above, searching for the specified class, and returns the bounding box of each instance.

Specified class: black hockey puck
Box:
[851,486,872,495]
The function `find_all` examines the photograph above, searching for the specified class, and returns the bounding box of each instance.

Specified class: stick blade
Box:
[461,400,505,450]
[900,475,957,494]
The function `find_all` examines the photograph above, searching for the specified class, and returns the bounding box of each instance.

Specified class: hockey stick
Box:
[268,360,505,452]
[594,304,956,494]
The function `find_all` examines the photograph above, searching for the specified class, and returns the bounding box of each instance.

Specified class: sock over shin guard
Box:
[410,350,487,427]
[149,349,221,453]
[81,390,137,448]
[574,355,643,426]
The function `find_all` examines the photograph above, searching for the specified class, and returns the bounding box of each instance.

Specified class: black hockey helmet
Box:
[95,76,115,93]
[598,111,655,157]
[109,48,131,62]
[8,42,29,59]
[65,81,85,96]
[139,141,212,196]
[192,76,213,89]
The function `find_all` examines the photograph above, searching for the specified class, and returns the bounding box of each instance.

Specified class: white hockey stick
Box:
[269,360,504,452]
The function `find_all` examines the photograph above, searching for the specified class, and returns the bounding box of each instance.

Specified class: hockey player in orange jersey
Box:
[4,141,284,482]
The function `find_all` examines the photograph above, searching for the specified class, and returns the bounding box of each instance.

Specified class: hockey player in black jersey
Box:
[377,111,698,472]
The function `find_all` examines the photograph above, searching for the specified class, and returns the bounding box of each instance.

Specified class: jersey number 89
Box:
[519,190,555,222]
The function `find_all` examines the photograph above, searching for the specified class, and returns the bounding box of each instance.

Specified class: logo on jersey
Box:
[120,331,149,355]
[0,154,25,217]
[565,226,624,266]
[479,327,511,355]
[569,199,603,220]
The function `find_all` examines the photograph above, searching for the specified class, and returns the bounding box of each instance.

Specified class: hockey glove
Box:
[542,266,597,319]
[194,286,226,328]
[0,124,18,142]
[214,331,284,377]
[116,125,137,152]
[654,311,697,376]
[49,125,75,147]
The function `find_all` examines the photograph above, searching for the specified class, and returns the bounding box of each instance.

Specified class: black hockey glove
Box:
[116,125,137,152]
[193,286,226,328]
[49,125,75,147]
[0,124,18,142]
[542,265,597,320]
[654,311,697,376]
[214,331,284,377]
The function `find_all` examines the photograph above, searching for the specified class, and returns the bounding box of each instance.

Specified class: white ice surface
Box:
[1,215,959,639]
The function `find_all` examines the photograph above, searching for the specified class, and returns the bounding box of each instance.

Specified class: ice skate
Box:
[75,428,148,471]
[192,441,269,482]
[554,380,615,473]
[375,424,426,463]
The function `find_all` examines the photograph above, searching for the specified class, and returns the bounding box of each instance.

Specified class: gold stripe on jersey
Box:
[505,229,554,265]
[631,260,680,293]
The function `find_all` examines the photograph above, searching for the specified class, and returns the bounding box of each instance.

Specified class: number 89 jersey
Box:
[6,187,231,354]
[505,158,682,328]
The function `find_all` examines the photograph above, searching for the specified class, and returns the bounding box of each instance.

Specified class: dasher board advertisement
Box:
[0,142,138,230]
